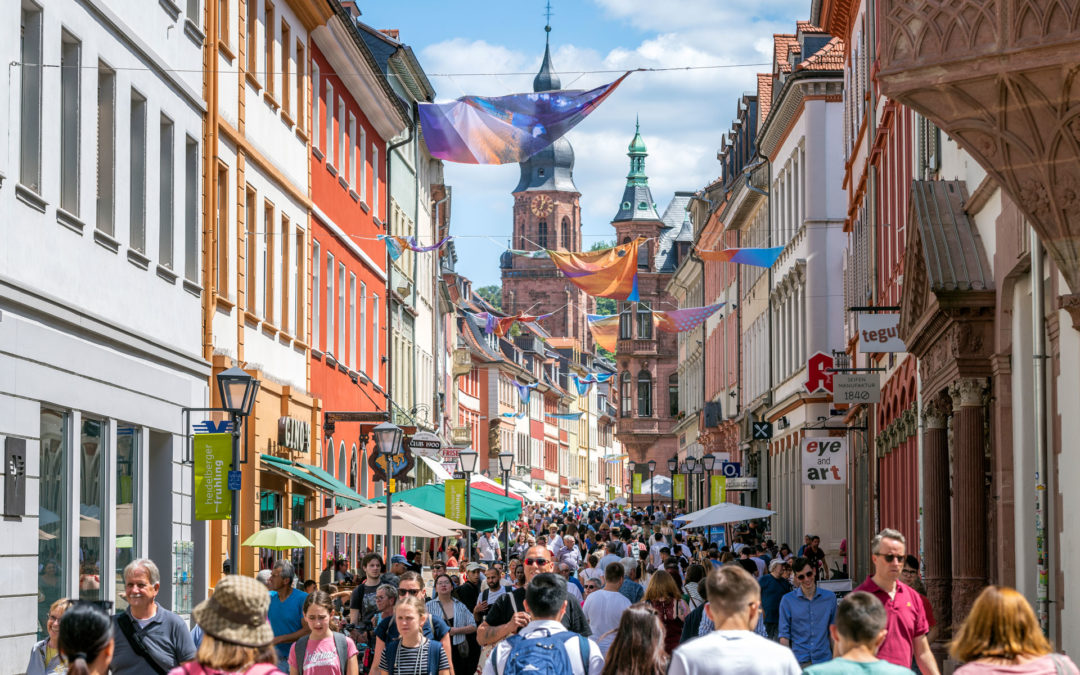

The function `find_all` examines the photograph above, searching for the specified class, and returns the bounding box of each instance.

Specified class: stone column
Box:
[921,397,952,650]
[948,378,989,629]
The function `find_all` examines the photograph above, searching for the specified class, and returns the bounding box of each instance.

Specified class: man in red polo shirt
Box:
[853,529,939,674]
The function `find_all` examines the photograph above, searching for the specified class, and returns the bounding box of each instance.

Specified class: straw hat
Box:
[192,575,274,647]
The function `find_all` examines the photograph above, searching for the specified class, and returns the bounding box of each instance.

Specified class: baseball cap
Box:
[769,558,787,571]
[466,562,486,572]
[390,555,408,564]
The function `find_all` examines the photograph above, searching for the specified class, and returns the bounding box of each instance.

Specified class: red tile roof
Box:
[773,34,799,73]
[757,73,773,123]
[796,21,827,33]
[796,36,846,71]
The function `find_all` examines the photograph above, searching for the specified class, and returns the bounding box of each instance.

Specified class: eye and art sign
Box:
[858,314,905,352]
[801,437,848,485]
[194,433,231,520]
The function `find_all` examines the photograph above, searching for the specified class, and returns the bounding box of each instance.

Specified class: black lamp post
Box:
[685,456,699,511]
[498,451,513,562]
[627,461,637,505]
[216,366,260,572]
[459,448,479,561]
[701,453,716,542]
[372,421,403,566]
[605,477,611,503]
[647,459,657,513]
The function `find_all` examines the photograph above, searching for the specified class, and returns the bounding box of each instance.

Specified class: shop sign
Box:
[833,373,881,404]
[805,352,835,394]
[858,314,905,352]
[673,474,685,501]
[710,475,727,504]
[278,417,310,453]
[368,440,414,482]
[445,479,467,523]
[409,431,443,458]
[441,446,461,462]
[720,461,741,478]
[194,433,231,520]
[726,477,758,491]
[801,437,847,485]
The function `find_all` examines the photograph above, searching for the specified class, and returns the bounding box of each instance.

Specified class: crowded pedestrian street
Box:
[3,0,1080,673]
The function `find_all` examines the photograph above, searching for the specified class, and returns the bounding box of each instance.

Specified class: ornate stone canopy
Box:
[876,0,1080,326]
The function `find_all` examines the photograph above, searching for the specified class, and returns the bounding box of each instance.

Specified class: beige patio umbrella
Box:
[303,502,471,538]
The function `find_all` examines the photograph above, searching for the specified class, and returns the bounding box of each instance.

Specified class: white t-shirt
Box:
[649,542,665,568]
[548,533,564,553]
[582,589,631,655]
[478,536,500,560]
[668,629,801,675]
[482,620,603,675]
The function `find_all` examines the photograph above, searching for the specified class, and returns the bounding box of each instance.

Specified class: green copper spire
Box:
[627,116,648,185]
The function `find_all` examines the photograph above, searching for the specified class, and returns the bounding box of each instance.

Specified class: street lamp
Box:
[647,459,657,513]
[459,448,479,561]
[701,453,717,543]
[605,477,611,502]
[685,456,699,511]
[372,422,403,566]
[216,367,260,573]
[498,451,514,562]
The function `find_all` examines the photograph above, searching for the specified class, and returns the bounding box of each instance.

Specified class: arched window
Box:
[349,444,358,488]
[338,441,346,483]
[620,372,632,417]
[618,302,633,339]
[561,217,571,251]
[668,373,679,417]
[538,220,548,249]
[636,302,653,339]
[326,438,335,476]
[637,240,651,270]
[637,369,653,417]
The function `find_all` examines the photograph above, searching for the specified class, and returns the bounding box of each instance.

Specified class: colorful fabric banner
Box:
[378,235,452,261]
[470,311,554,337]
[653,303,726,333]
[194,433,231,520]
[513,381,539,405]
[547,238,642,301]
[570,371,615,395]
[673,474,686,501]
[587,314,619,352]
[507,248,550,259]
[550,412,583,420]
[418,73,631,164]
[711,475,727,505]
[501,411,527,419]
[445,479,467,524]
[696,246,785,268]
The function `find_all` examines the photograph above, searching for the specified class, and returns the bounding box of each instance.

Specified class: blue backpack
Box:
[497,630,591,675]
[382,636,445,675]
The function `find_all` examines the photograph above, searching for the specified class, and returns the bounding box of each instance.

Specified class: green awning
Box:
[296,461,372,508]
[390,484,522,532]
[260,455,368,509]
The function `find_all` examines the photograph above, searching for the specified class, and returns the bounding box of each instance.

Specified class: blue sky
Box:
[360,0,810,287]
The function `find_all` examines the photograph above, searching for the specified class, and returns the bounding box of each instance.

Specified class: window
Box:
[620,371,632,416]
[336,96,345,170]
[218,0,229,46]
[97,62,116,235]
[245,186,257,307]
[295,227,304,338]
[264,2,274,95]
[263,200,275,322]
[216,162,229,294]
[295,39,304,131]
[185,137,199,281]
[326,251,334,354]
[668,373,679,417]
[159,115,175,268]
[371,145,379,217]
[79,417,107,601]
[245,0,257,73]
[60,32,81,215]
[324,82,333,160]
[348,273,356,367]
[312,62,320,151]
[280,213,289,333]
[560,217,570,250]
[537,220,548,249]
[371,293,379,383]
[636,301,653,339]
[114,424,139,611]
[21,5,43,192]
[37,409,67,637]
[337,262,345,359]
[280,20,290,115]
[325,437,335,475]
[637,370,653,417]
[359,282,367,372]
[129,91,146,250]
[618,302,632,339]
[637,240,650,269]
[359,127,367,202]
[312,239,321,349]
[348,113,356,186]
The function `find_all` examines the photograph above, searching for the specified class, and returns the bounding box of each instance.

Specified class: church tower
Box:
[500,25,591,346]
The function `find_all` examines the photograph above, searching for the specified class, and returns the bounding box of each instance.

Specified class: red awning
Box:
[469,479,525,504]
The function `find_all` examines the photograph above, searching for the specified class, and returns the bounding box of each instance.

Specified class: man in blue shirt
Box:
[759,558,793,640]
[779,557,836,667]
[267,560,309,670]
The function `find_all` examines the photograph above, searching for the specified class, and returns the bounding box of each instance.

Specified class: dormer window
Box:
[638,201,648,210]
[538,168,545,177]
[622,201,631,210]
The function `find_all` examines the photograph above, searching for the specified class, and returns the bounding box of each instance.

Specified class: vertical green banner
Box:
[632,473,642,495]
[673,474,685,501]
[194,433,231,520]
[445,479,467,524]
[711,475,727,505]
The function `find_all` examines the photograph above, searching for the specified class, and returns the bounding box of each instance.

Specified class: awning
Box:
[261,454,369,509]
[470,476,525,504]
[509,479,546,504]
[419,455,453,482]
[391,484,522,531]
[297,461,372,509]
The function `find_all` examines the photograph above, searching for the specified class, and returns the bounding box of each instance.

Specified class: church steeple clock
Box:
[500,23,591,346]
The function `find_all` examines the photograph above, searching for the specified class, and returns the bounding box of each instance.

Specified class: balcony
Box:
[450,425,471,445]
[452,348,472,378]
[616,417,663,435]
[617,338,658,355]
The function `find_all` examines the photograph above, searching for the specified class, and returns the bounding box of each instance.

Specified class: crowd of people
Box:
[33,501,1078,675]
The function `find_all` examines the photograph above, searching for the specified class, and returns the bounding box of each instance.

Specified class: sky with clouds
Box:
[360,0,810,287]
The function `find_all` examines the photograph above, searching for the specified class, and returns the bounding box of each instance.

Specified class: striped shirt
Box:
[379,637,449,675]
[426,598,475,646]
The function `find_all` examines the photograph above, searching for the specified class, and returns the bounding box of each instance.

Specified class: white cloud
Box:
[421,1,811,285]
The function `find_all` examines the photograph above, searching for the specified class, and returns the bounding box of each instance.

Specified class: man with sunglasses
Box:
[853,529,938,674]
[476,545,592,647]
[778,557,836,667]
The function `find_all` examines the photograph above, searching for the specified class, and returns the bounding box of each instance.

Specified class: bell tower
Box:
[500,23,591,345]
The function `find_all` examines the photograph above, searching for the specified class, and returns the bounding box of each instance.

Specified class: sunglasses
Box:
[795,572,814,580]
[876,554,904,563]
[523,557,551,566]
[584,584,598,590]
[400,588,422,596]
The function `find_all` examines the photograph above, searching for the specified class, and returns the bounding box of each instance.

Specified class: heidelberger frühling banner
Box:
[445,479,467,524]
[194,433,231,520]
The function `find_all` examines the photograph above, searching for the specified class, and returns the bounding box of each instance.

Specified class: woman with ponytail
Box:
[57,602,115,675]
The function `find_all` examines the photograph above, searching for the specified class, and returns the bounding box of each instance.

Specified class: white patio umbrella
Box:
[639,475,673,498]
[679,502,775,529]
[303,502,470,538]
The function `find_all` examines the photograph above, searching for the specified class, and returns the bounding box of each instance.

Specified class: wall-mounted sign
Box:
[278,417,310,453]
[194,433,231,520]
[804,352,835,394]
[801,437,848,485]
[368,440,414,483]
[752,421,773,440]
[858,314,905,352]
[726,477,758,491]
[409,431,443,458]
[833,373,881,404]
[720,461,741,478]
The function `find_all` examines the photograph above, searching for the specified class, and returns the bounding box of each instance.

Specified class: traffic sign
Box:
[833,373,881,404]
[752,421,773,440]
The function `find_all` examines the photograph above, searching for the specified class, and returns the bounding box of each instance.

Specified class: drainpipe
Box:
[1031,230,1049,635]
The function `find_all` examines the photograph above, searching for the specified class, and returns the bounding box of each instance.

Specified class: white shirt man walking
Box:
[478,531,501,563]
[581,558,631,655]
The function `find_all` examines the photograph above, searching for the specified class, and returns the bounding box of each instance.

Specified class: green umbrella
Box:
[242,527,315,550]
[391,484,522,531]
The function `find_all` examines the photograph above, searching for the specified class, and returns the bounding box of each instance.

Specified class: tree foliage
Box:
[475,285,502,311]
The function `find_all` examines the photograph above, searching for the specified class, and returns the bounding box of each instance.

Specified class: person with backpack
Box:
[377,596,449,675]
[177,575,280,675]
[481,573,602,675]
[289,591,358,675]
[368,573,452,675]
